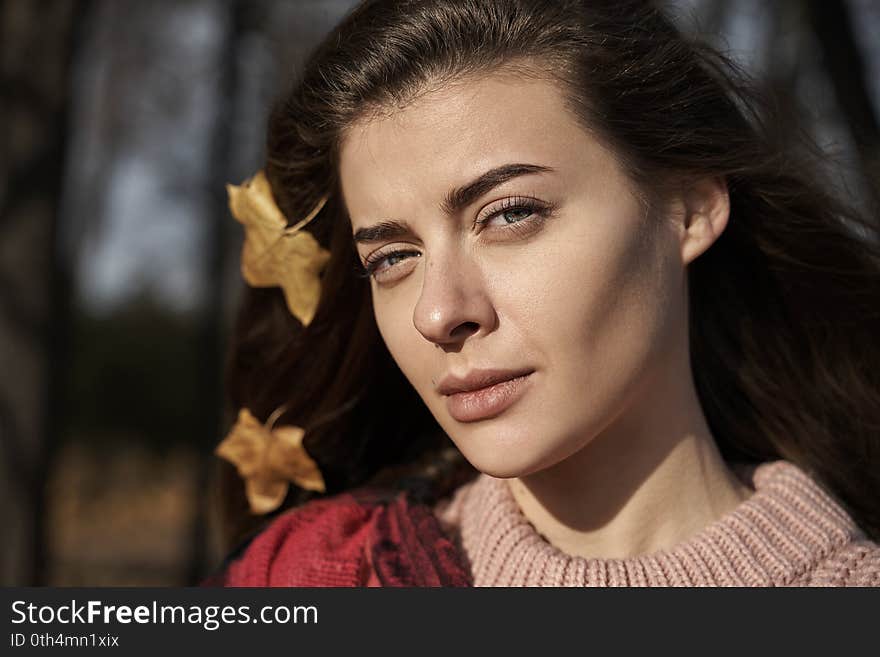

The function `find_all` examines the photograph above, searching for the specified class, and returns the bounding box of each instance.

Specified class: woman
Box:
[208,0,880,586]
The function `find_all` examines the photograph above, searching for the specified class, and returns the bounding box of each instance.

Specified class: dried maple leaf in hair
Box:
[226,170,330,326]
[215,408,326,515]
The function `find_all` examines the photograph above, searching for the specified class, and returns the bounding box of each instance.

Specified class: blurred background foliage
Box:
[0,0,877,585]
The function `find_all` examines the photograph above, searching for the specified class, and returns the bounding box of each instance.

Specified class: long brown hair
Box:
[219,0,880,547]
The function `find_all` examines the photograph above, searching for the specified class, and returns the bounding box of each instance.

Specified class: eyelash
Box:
[357,197,554,280]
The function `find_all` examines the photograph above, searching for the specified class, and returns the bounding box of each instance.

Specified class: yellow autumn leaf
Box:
[215,408,326,515]
[244,478,290,516]
[270,426,326,493]
[226,170,331,326]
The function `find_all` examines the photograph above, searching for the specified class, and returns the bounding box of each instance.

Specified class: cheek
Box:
[502,210,676,379]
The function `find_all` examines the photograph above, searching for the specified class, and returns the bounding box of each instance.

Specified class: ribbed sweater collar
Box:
[438,460,864,586]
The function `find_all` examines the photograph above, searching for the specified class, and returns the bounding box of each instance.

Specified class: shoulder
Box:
[208,486,471,587]
[806,539,880,587]
[216,489,388,587]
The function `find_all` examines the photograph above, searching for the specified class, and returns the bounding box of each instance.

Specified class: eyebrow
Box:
[351,162,555,245]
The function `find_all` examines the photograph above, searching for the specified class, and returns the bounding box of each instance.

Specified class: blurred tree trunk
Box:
[0,0,89,585]
[762,0,804,145]
[696,0,730,35]
[185,0,248,585]
[805,0,880,213]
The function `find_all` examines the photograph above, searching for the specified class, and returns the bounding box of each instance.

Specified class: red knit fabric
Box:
[214,487,471,587]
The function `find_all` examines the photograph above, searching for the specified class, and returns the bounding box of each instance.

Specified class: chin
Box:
[452,420,589,481]
[433,401,577,478]
[454,439,559,480]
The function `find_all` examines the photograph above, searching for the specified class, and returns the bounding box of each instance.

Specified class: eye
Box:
[358,248,421,281]
[475,196,553,232]
[358,196,554,283]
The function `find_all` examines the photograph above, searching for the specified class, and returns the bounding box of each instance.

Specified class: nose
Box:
[412,249,496,348]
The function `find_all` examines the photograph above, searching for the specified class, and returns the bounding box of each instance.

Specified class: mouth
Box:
[436,367,535,395]
[443,371,534,423]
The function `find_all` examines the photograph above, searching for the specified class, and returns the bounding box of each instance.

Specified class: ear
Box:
[677,177,729,266]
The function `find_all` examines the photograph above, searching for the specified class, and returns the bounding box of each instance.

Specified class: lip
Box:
[437,367,535,395]
[439,369,535,423]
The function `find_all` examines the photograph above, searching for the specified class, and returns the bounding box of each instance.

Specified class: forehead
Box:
[338,71,598,226]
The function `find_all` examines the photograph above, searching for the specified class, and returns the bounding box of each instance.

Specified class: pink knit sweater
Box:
[433,459,880,586]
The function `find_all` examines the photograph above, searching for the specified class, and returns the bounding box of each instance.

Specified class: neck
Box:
[508,349,753,560]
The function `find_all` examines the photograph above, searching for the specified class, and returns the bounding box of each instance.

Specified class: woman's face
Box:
[339,71,687,478]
